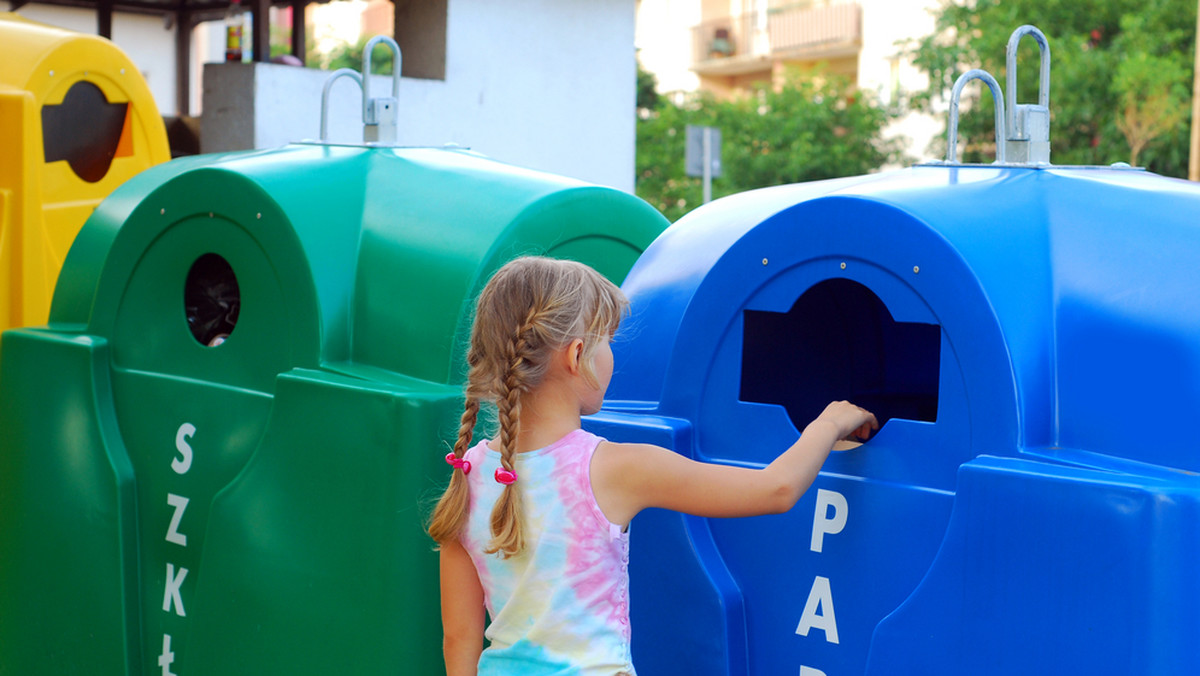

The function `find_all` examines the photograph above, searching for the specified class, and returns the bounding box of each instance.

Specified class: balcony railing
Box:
[692,2,861,72]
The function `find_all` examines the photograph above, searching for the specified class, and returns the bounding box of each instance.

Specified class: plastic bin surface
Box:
[0,143,667,675]
[587,165,1200,675]
[0,12,169,333]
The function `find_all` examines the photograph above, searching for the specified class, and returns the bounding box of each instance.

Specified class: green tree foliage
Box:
[637,63,661,111]
[269,24,295,60]
[267,23,395,76]
[636,70,903,222]
[320,35,395,75]
[909,0,1195,174]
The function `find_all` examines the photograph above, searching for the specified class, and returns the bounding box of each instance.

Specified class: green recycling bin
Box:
[0,143,667,675]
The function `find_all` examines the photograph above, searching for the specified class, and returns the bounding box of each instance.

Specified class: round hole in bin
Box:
[184,253,240,347]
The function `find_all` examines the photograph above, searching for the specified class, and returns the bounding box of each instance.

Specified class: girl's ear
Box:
[563,338,586,376]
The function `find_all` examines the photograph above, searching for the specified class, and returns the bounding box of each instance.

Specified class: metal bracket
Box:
[320,68,363,142]
[361,35,402,144]
[1005,25,1051,164]
[317,35,403,145]
[946,69,1006,164]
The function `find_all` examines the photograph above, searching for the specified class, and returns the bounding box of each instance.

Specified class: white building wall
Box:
[433,0,636,192]
[203,0,638,192]
[2,1,178,115]
[191,21,224,115]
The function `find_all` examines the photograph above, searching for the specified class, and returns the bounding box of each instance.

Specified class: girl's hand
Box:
[815,401,878,442]
[593,400,880,524]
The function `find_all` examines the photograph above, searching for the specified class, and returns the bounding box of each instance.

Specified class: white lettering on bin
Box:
[796,575,839,644]
[158,633,177,675]
[165,494,189,547]
[173,423,195,475]
[164,423,198,673]
[163,563,188,617]
[810,489,847,553]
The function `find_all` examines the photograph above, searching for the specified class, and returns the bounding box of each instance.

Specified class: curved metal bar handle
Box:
[946,69,1006,164]
[361,35,402,120]
[320,68,364,142]
[1005,25,1050,138]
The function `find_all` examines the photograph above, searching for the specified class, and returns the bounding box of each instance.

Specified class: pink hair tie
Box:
[494,467,518,485]
[445,452,471,475]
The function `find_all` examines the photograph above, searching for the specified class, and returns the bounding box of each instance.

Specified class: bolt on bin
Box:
[587,25,1200,676]
[0,66,668,674]
[0,12,169,334]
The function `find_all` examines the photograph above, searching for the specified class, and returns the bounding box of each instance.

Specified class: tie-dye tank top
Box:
[461,428,635,676]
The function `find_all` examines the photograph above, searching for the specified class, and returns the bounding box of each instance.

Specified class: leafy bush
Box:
[636,69,903,222]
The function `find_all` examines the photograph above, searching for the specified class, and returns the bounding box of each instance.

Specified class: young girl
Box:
[428,257,877,676]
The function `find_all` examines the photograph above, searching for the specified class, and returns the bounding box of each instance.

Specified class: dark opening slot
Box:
[740,279,940,429]
[41,80,129,183]
[185,254,240,347]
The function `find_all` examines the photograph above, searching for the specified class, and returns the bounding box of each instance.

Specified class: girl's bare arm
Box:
[593,401,877,526]
[440,540,485,676]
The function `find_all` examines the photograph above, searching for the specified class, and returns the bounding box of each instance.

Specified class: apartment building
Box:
[637,0,944,161]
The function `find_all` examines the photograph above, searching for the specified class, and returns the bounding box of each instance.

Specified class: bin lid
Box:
[611,163,1200,478]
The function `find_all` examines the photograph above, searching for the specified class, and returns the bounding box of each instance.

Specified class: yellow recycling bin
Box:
[0,12,169,332]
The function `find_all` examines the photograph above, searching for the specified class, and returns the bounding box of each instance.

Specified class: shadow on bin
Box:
[589,26,1200,676]
[0,143,667,674]
[0,12,169,333]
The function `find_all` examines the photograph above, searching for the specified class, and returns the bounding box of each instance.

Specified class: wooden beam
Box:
[394,0,447,80]
[6,0,214,17]
[175,9,192,116]
[290,0,305,63]
[251,0,269,62]
[97,0,113,38]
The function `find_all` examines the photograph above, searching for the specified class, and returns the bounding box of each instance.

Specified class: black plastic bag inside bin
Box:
[185,253,240,347]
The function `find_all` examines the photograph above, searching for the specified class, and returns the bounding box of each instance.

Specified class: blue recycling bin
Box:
[587,165,1200,675]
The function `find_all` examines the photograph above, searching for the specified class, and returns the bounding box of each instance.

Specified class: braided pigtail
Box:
[433,256,629,558]
[427,359,485,546]
[484,312,540,558]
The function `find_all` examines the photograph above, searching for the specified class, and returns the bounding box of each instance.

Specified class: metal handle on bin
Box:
[361,35,402,144]
[946,69,1006,164]
[317,36,402,145]
[320,68,364,142]
[1005,25,1051,164]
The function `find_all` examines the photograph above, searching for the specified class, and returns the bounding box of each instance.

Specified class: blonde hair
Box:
[428,257,628,557]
